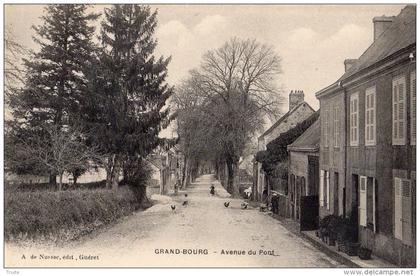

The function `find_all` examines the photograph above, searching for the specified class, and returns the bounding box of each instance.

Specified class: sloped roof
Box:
[146,154,163,169]
[259,101,315,139]
[287,118,320,152]
[316,5,416,98]
[340,5,415,81]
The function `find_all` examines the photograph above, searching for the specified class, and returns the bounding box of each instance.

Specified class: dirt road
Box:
[5,174,343,267]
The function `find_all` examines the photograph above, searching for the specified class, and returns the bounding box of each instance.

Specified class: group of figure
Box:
[259,190,279,213]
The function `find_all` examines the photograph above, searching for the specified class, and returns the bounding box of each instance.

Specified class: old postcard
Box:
[3,3,416,269]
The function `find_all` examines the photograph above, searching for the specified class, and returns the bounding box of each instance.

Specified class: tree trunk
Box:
[181,155,187,188]
[159,168,164,195]
[58,172,63,191]
[49,173,57,186]
[111,156,121,190]
[182,157,189,189]
[105,154,115,189]
[105,154,121,190]
[226,158,240,197]
[72,172,78,185]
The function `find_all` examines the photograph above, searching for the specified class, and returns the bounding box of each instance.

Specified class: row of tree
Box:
[5,4,173,191]
[173,38,283,196]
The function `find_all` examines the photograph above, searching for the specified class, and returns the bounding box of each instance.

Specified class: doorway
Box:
[351,174,359,241]
[308,156,319,196]
[334,172,339,216]
[343,187,346,218]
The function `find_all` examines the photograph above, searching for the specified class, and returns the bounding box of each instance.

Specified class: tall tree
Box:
[7,5,100,185]
[83,5,173,189]
[175,38,282,195]
[11,5,99,127]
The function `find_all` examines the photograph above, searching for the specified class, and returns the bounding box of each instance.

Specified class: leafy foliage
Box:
[6,5,100,181]
[10,5,99,127]
[5,186,148,242]
[6,123,103,190]
[83,5,172,158]
[81,5,173,188]
[257,110,319,177]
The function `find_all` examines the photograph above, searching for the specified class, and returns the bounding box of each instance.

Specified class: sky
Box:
[5,4,405,134]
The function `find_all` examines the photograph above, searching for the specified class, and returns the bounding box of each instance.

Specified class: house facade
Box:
[287,118,320,225]
[254,90,315,201]
[317,87,347,220]
[316,6,416,267]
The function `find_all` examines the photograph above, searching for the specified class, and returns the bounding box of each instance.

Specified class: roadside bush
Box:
[5,180,107,193]
[5,186,145,243]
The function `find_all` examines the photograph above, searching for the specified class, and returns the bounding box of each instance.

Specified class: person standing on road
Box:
[210,184,215,196]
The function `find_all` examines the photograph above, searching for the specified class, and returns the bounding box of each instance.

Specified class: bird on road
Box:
[171,205,176,213]
[224,202,230,208]
[241,202,248,209]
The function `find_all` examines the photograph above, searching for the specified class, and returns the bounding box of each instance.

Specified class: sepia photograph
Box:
[2,2,417,270]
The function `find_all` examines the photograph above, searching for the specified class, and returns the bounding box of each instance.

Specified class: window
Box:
[411,71,416,145]
[394,177,413,245]
[359,176,367,227]
[326,171,330,210]
[366,177,377,232]
[350,93,359,146]
[365,87,376,146]
[359,176,377,231]
[334,107,339,147]
[324,109,329,147]
[392,75,407,145]
[319,170,324,206]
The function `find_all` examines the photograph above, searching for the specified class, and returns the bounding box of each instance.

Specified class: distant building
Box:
[146,154,164,186]
[254,90,315,201]
[316,6,416,266]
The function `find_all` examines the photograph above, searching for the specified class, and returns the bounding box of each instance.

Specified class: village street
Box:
[5,175,343,267]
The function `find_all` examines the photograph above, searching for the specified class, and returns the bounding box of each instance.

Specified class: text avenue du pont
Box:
[154,248,275,256]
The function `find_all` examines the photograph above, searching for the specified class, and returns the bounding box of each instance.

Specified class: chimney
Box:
[373,15,395,41]
[344,59,357,72]
[289,90,305,111]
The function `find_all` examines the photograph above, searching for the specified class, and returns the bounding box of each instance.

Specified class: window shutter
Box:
[399,84,405,139]
[401,179,412,246]
[393,84,398,140]
[356,97,359,145]
[366,87,376,145]
[394,178,403,240]
[372,93,376,143]
[334,108,338,147]
[334,108,337,147]
[320,170,324,206]
[359,176,367,227]
[373,178,376,232]
[326,171,330,210]
[324,109,329,147]
[350,93,359,146]
[411,71,416,145]
[393,76,406,145]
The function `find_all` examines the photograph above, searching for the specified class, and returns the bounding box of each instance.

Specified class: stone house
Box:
[287,118,320,225]
[254,90,315,201]
[315,6,415,266]
[146,154,164,194]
